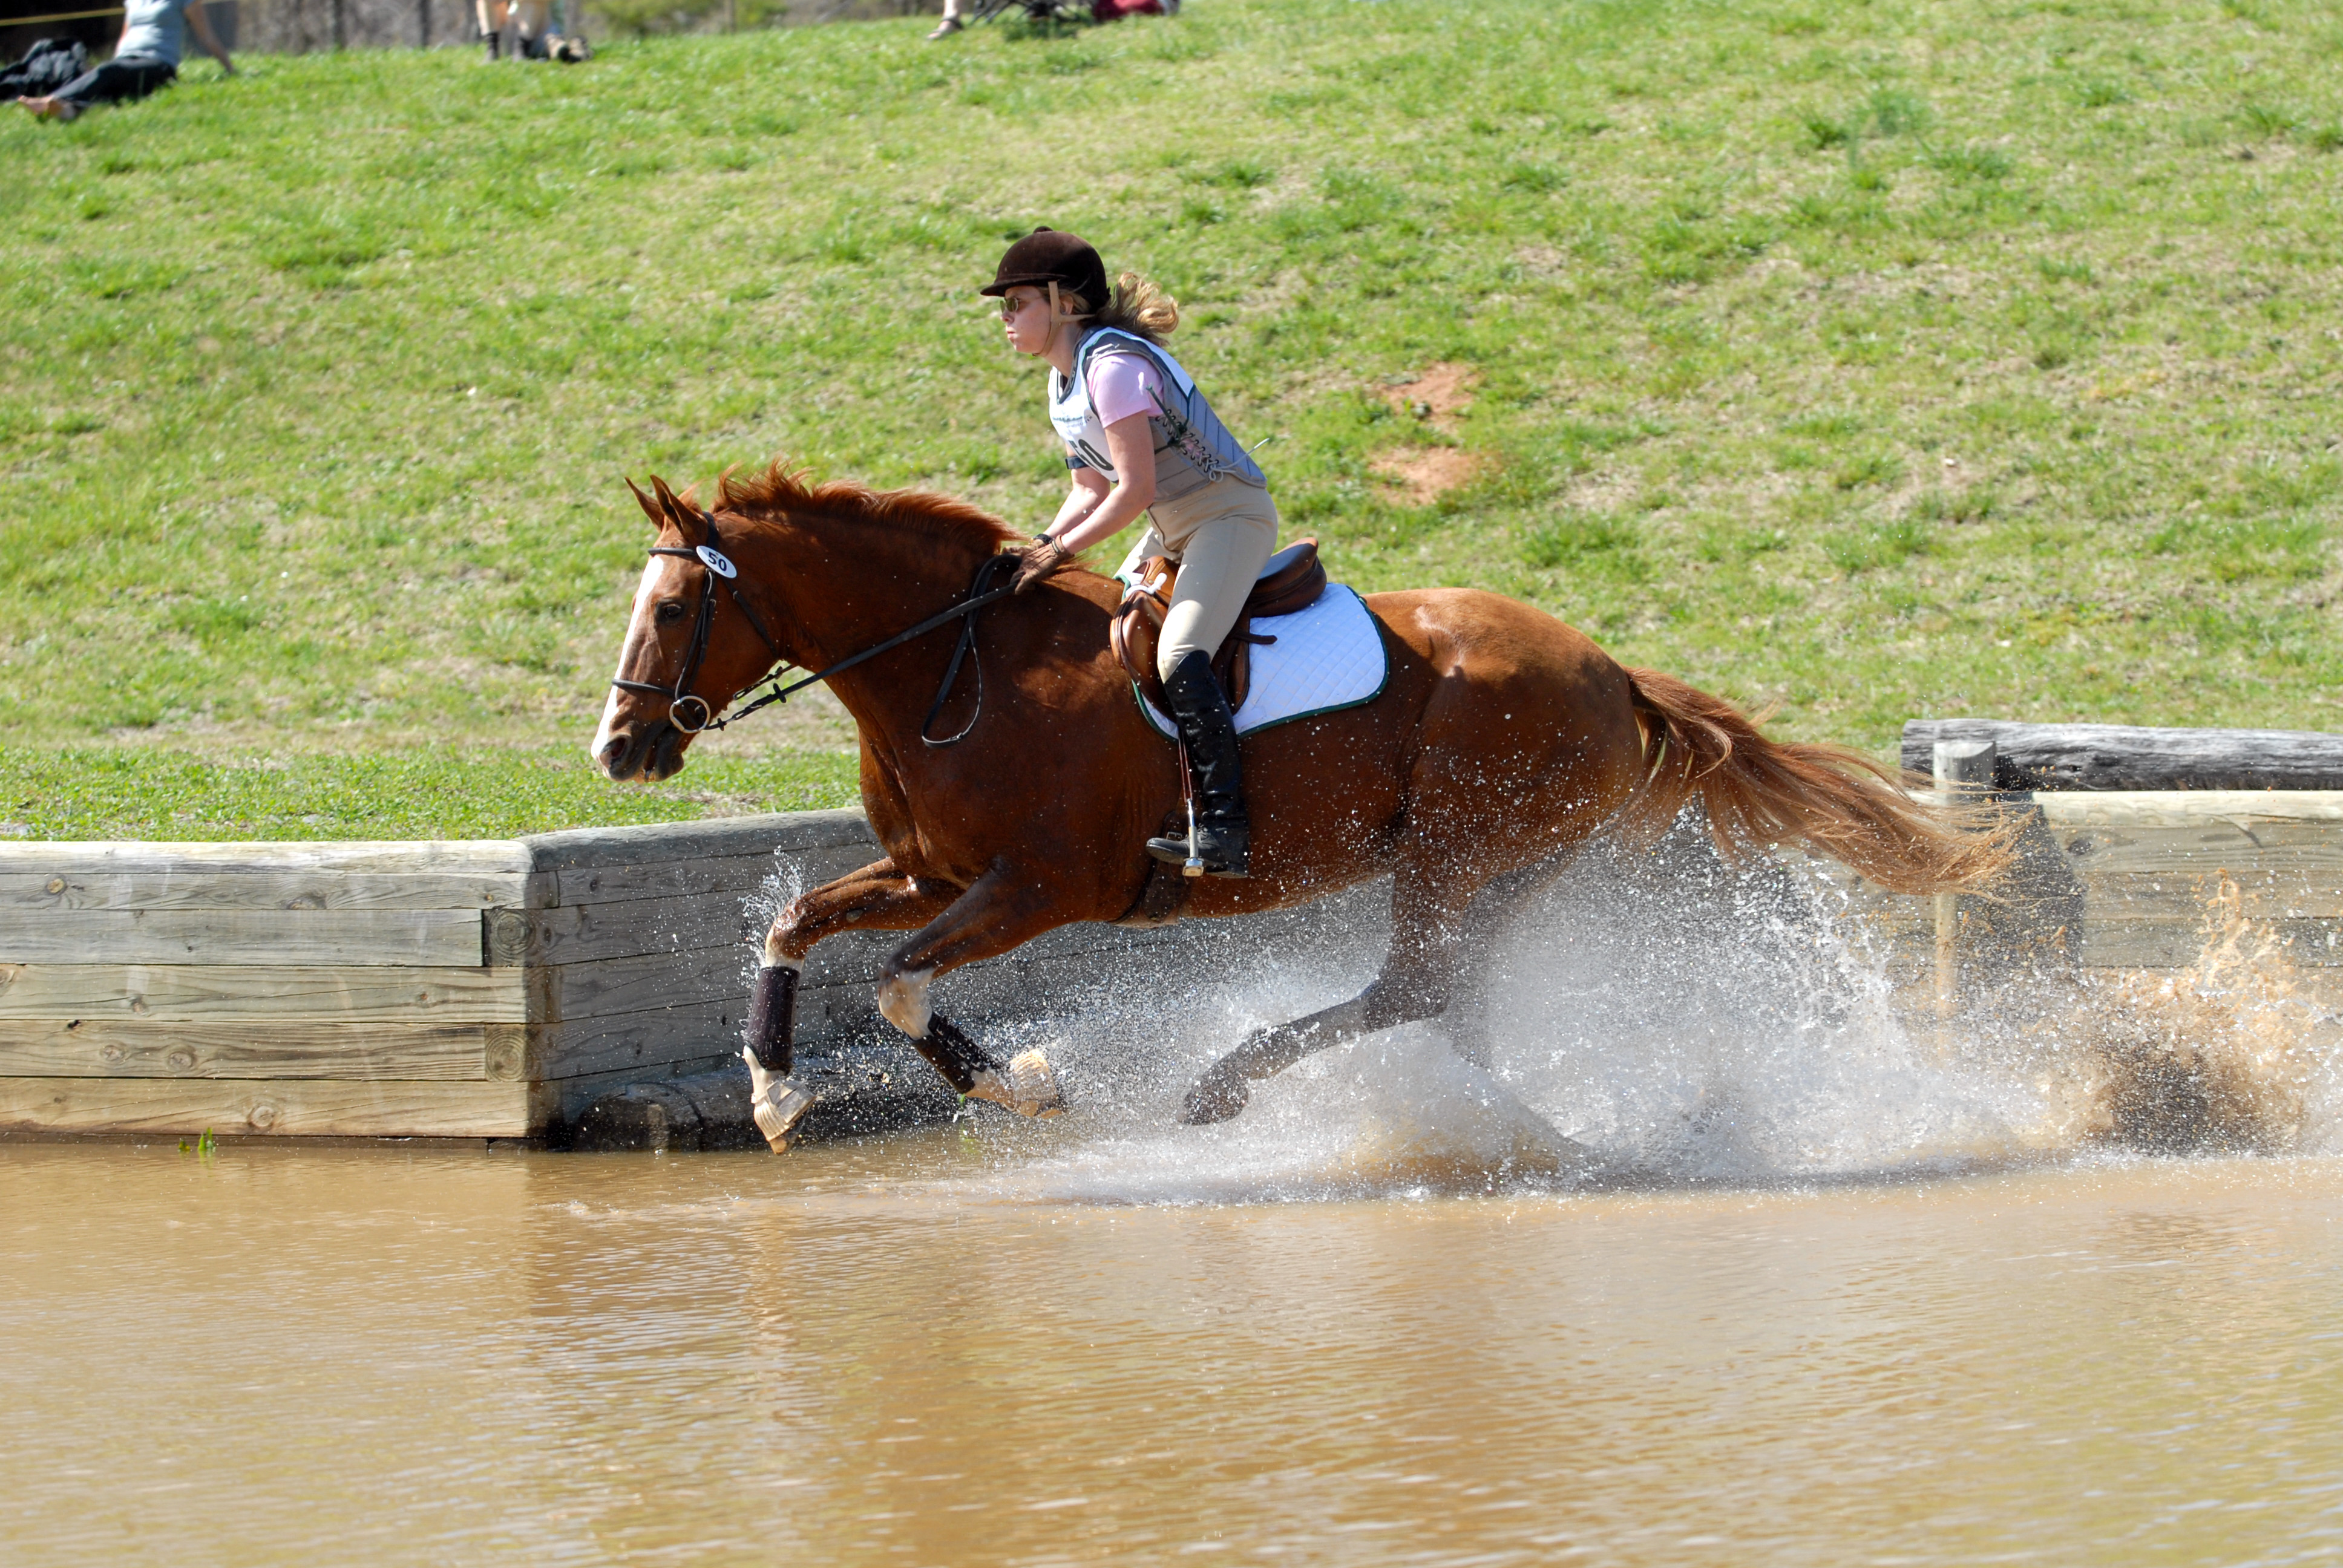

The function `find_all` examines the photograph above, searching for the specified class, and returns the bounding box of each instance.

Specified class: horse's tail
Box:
[1616,667,2016,896]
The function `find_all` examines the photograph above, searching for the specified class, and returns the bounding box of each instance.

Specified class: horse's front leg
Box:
[874,864,1071,1120]
[742,858,958,1152]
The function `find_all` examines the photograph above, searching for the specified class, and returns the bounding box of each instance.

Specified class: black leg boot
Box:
[741,962,815,1152]
[1146,650,1251,878]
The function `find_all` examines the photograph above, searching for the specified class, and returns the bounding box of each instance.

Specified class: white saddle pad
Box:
[1135,583,1389,739]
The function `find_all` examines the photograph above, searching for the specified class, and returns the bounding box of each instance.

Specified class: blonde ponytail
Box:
[1075,270,1179,344]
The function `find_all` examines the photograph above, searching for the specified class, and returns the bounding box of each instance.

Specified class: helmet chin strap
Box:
[1042,279,1094,356]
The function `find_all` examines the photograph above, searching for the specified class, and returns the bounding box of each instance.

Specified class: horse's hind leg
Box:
[1179,866,1477,1125]
[1443,848,1587,1071]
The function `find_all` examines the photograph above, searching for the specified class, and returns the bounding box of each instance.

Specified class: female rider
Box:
[988,227,1276,878]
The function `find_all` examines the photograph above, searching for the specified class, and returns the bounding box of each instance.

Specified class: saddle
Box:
[1110,539,1326,712]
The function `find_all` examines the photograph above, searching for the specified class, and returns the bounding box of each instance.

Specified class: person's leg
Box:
[927,0,965,39]
[1147,500,1279,877]
[24,56,174,120]
[1156,506,1279,677]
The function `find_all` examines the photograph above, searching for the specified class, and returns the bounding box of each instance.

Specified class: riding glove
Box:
[1012,534,1071,592]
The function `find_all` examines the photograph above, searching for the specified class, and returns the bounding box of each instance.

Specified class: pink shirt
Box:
[1088,353,1167,429]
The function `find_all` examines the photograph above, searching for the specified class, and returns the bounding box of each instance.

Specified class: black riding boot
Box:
[1147,650,1251,878]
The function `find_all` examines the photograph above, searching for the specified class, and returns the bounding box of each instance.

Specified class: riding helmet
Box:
[981,226,1110,308]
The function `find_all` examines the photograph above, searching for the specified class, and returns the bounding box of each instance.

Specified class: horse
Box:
[592,463,2013,1152]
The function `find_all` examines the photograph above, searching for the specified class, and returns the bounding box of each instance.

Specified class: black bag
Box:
[1,39,91,102]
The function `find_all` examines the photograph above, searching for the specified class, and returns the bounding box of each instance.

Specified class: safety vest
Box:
[1047,327,1267,490]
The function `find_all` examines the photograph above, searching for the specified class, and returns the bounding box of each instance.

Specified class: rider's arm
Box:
[187,0,235,71]
[1046,464,1110,540]
[1046,412,1154,554]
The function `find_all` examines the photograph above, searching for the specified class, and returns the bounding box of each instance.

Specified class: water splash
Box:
[765,820,2340,1204]
[2036,875,2343,1155]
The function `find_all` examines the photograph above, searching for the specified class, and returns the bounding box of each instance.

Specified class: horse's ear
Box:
[625,477,664,529]
[649,475,696,534]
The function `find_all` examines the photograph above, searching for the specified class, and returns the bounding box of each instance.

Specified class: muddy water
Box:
[7,1138,2342,1567]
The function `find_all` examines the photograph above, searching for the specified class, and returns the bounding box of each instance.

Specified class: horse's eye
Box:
[655,600,687,624]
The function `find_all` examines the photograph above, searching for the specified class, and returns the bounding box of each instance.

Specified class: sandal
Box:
[925,15,962,38]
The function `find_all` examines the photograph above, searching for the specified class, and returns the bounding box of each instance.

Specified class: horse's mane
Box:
[712,461,1023,555]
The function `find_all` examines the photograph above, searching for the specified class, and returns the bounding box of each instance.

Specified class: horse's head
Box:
[591,475,785,783]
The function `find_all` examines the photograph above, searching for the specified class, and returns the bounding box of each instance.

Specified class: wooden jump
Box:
[0,812,876,1140]
[1902,719,2343,792]
[7,780,2342,1143]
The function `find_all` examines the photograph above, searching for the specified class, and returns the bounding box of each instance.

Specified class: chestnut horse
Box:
[593,465,2010,1152]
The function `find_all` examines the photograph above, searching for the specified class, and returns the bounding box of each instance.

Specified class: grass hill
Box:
[4,0,2341,837]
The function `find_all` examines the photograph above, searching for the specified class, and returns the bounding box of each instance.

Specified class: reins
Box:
[611,506,1020,748]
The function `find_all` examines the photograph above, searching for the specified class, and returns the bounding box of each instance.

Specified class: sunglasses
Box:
[998,293,1046,321]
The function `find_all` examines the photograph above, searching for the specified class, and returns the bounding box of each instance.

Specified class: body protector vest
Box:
[1047,327,1267,499]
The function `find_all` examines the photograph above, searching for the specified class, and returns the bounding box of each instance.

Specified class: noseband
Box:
[611,506,1023,746]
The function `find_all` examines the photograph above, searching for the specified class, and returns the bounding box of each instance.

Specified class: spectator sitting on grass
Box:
[20,0,232,123]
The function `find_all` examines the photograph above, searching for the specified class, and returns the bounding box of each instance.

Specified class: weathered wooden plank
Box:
[2043,802,2343,839]
[0,869,538,912]
[0,964,525,1022]
[522,890,767,966]
[552,844,873,909]
[546,945,753,1021]
[2068,871,2343,921]
[0,1020,490,1079]
[523,809,870,873]
[1904,722,2343,792]
[0,1076,552,1138]
[532,999,742,1080]
[0,909,487,967]
[2080,917,2343,970]
[0,841,534,877]
[2048,820,2343,916]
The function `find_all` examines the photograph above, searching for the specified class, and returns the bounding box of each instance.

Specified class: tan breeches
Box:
[1140,481,1280,683]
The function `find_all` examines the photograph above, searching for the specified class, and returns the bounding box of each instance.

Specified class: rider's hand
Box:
[1013,534,1070,593]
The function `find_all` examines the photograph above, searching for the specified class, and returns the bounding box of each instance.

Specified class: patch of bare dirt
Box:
[1378,362,1480,431]
[1373,447,1483,505]
[1371,363,1484,503]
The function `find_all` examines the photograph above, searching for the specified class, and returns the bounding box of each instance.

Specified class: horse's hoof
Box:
[743,1047,816,1153]
[968,1050,1066,1119]
[1178,1064,1249,1125]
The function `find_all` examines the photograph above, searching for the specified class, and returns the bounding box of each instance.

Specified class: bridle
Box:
[610,505,1023,747]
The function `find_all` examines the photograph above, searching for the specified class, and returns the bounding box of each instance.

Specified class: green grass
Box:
[4,0,2343,838]
[0,746,859,840]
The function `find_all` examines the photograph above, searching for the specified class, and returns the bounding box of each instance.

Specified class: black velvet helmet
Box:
[980,226,1110,307]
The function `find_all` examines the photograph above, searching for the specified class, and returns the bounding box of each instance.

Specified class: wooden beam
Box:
[0,908,488,967]
[1902,721,2343,791]
[0,869,537,912]
[0,1076,552,1138]
[2035,791,2343,827]
[522,809,869,872]
[0,1020,491,1079]
[2079,916,2343,969]
[531,999,740,1080]
[0,963,525,1022]
[542,943,750,1021]
[547,844,871,908]
[0,841,533,877]
[520,889,766,965]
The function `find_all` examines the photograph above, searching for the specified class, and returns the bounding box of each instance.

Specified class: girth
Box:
[1109,538,1326,713]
